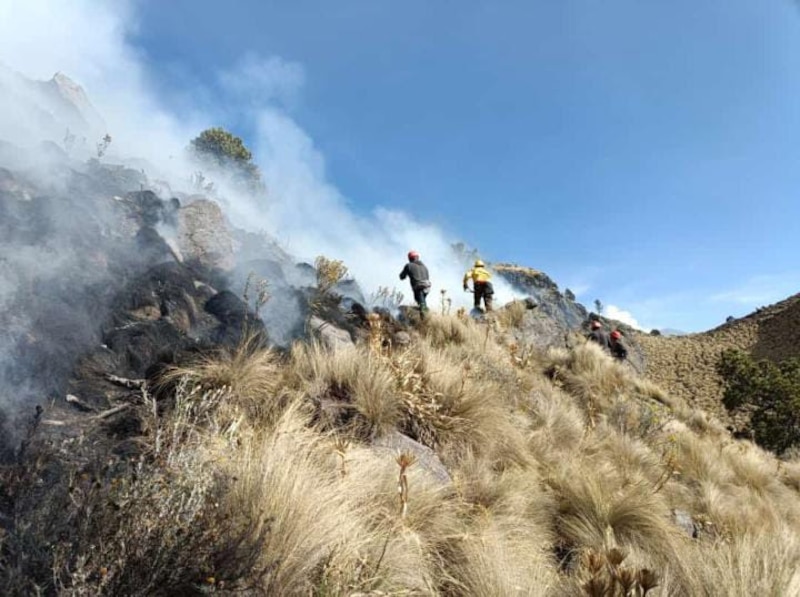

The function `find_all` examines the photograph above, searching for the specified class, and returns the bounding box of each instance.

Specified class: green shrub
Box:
[190,127,262,190]
[717,349,800,454]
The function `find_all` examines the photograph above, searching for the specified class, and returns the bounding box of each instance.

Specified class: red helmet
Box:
[590,320,602,330]
[610,330,622,340]
[408,250,420,261]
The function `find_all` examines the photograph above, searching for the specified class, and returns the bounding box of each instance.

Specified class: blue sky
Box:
[128,0,800,332]
[23,0,800,332]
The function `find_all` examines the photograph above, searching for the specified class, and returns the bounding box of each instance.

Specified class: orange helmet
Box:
[590,320,602,330]
[408,250,420,261]
[610,330,622,340]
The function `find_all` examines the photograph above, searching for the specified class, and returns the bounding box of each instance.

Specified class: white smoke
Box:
[604,304,645,330]
[0,0,521,311]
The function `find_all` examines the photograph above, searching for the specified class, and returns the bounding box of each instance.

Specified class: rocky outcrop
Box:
[493,264,646,366]
[506,306,571,351]
[176,198,234,270]
[0,66,106,149]
[494,263,588,330]
[0,151,266,451]
[308,316,354,350]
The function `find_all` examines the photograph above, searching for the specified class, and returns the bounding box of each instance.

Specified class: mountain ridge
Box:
[636,291,800,423]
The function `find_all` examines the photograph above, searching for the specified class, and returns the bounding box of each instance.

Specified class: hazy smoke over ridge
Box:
[0,1,525,443]
[0,0,530,448]
[0,0,521,304]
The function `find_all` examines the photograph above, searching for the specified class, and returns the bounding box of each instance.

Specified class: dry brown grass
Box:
[222,407,381,594]
[287,341,401,439]
[495,299,528,329]
[419,312,487,348]
[158,332,284,426]
[687,530,800,595]
[543,343,630,420]
[10,311,800,595]
[526,384,586,467]
[393,343,528,467]
[548,462,685,560]
[442,514,558,596]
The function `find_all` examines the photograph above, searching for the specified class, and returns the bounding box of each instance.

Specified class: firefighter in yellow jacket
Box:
[463,259,494,312]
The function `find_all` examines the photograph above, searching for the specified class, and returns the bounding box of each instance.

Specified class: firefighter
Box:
[587,320,610,351]
[609,330,628,361]
[463,259,494,312]
[399,250,431,313]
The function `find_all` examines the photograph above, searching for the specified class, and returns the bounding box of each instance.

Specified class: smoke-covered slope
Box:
[0,66,105,152]
[5,67,800,596]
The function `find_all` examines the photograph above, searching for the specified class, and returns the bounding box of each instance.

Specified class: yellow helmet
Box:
[474,259,485,267]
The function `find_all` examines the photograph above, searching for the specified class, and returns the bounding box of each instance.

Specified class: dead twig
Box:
[65,394,96,413]
[105,374,146,389]
[92,404,132,420]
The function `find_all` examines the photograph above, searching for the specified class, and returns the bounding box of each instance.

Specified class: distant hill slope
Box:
[636,293,800,422]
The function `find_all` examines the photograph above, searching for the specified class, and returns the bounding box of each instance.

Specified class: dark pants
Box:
[474,282,493,311]
[413,286,429,311]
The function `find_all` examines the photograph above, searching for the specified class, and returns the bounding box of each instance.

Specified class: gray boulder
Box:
[177,198,234,270]
[308,316,354,350]
[372,430,452,486]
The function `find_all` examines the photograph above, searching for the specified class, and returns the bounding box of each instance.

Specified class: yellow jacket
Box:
[463,266,492,286]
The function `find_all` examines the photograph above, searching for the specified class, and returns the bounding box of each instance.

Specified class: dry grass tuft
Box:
[496,299,528,329]
[442,514,558,595]
[223,407,381,594]
[11,301,800,595]
[526,383,586,466]
[157,331,283,426]
[288,341,400,439]
[543,342,630,421]
[547,458,691,584]
[392,344,527,465]
[687,530,800,595]
[419,313,485,348]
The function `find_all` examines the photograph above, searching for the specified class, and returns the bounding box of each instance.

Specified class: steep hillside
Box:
[5,301,800,595]
[636,293,800,422]
[3,68,800,596]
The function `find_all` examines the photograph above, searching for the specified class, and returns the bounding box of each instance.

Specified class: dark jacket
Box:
[610,338,628,360]
[400,261,430,290]
[587,329,610,351]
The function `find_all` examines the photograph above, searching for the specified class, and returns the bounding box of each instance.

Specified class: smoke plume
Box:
[0,1,522,444]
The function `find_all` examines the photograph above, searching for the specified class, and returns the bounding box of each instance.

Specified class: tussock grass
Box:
[288,341,400,439]
[394,343,528,465]
[419,312,486,348]
[223,407,380,594]
[682,408,730,438]
[526,384,586,467]
[442,515,558,596]
[452,450,555,528]
[688,530,800,595]
[780,458,800,493]
[549,462,684,558]
[10,313,800,595]
[158,332,283,425]
[543,343,630,419]
[495,299,528,329]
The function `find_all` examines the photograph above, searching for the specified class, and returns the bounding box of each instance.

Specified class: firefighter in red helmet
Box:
[399,250,431,314]
[586,319,610,351]
[609,330,628,361]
